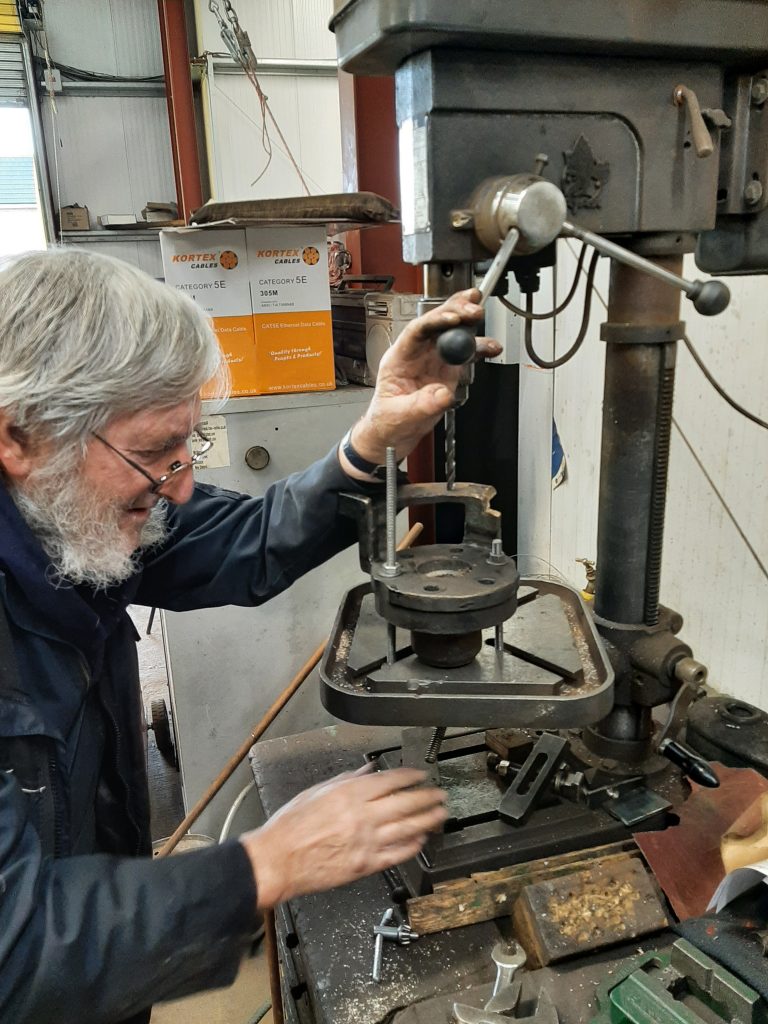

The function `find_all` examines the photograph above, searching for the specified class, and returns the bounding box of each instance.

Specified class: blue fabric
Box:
[0,444,371,1023]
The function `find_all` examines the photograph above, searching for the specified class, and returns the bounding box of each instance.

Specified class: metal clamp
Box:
[599,322,687,345]
[453,941,559,1024]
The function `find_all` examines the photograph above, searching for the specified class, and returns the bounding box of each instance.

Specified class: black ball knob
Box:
[436,327,476,366]
[690,279,730,316]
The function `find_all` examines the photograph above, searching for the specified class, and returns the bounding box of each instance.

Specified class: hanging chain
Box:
[208,0,252,69]
[207,0,311,194]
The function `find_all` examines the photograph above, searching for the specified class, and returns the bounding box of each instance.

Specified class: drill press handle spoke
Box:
[561,220,731,316]
[434,226,521,366]
[433,175,732,373]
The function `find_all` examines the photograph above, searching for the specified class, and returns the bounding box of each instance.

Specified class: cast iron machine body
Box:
[321,483,615,729]
[316,5,768,902]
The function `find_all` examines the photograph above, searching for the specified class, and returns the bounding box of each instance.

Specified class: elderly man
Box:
[0,248,497,1023]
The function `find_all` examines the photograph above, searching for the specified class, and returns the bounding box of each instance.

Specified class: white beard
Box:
[11,462,169,590]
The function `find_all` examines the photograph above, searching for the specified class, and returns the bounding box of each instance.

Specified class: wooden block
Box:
[470,840,635,883]
[406,841,637,935]
[485,729,534,760]
[512,856,668,967]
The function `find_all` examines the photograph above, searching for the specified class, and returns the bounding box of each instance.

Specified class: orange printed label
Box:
[252,310,335,394]
[202,314,259,398]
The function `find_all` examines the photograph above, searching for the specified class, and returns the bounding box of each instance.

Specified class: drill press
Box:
[320,0,768,894]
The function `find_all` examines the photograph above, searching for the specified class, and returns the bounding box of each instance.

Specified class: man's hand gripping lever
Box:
[434,227,521,368]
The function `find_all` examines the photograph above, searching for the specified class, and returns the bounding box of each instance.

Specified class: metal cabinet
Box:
[161,387,372,840]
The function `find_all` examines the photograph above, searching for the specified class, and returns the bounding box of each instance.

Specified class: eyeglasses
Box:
[92,428,213,495]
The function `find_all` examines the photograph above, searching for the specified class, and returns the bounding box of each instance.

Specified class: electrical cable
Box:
[500,242,588,321]
[672,417,768,584]
[210,78,326,194]
[683,334,768,431]
[513,553,571,586]
[246,1002,272,1024]
[32,57,164,83]
[523,248,601,370]
[218,780,255,843]
[29,12,62,235]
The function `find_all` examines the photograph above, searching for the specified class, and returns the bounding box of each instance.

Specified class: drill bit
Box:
[445,408,456,490]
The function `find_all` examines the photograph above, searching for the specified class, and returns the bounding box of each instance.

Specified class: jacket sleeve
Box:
[134,444,378,611]
[0,773,259,1024]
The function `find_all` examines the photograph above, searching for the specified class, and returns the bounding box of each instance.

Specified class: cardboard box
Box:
[98,214,137,228]
[160,225,335,398]
[59,204,90,231]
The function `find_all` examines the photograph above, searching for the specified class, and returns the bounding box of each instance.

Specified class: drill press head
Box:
[331,0,768,271]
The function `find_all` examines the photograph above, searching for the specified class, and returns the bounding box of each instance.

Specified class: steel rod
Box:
[386,623,397,665]
[382,446,400,575]
[478,227,520,302]
[563,221,693,298]
[594,259,681,626]
[495,624,504,654]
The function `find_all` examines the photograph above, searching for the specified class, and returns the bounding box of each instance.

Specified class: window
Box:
[0,34,48,256]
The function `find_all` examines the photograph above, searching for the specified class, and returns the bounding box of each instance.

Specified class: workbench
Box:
[249,725,676,1024]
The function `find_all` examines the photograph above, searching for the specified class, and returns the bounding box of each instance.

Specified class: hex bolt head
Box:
[744,180,764,206]
[751,78,768,105]
[487,538,508,566]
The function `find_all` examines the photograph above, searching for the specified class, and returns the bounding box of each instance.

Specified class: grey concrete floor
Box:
[131,605,274,1024]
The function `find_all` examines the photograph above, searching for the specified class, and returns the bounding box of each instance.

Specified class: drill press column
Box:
[589,256,685,759]
[595,257,682,628]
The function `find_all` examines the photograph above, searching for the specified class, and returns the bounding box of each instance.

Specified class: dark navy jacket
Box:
[0,447,365,1023]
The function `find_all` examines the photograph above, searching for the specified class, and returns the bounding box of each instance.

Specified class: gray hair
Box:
[0,248,228,450]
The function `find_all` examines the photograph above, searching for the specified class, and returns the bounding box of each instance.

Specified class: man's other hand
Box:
[343,289,502,473]
[240,767,448,908]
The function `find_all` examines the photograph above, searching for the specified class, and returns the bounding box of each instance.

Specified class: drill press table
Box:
[249,725,675,1024]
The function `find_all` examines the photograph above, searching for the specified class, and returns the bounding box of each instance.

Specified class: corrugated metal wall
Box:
[39,0,176,222]
[38,0,341,219]
[43,94,175,219]
[0,2,21,34]
[195,0,342,199]
[0,35,26,104]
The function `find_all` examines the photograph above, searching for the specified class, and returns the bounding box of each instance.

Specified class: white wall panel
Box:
[37,0,173,227]
[549,243,608,583]
[517,271,556,574]
[42,96,171,217]
[198,0,342,202]
[207,70,341,199]
[41,0,163,77]
[109,0,164,77]
[663,263,768,701]
[61,236,164,278]
[292,0,337,59]
[42,96,175,220]
[520,242,768,702]
[119,97,176,209]
[197,0,336,59]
